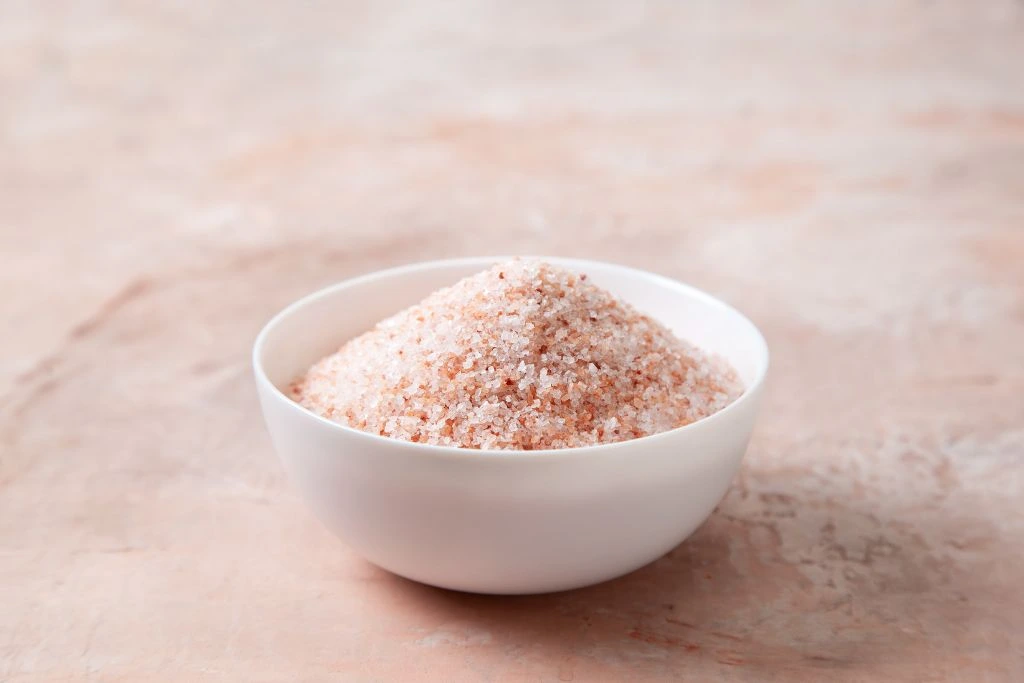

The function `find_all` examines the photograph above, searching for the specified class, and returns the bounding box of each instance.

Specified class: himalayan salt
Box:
[291,260,742,450]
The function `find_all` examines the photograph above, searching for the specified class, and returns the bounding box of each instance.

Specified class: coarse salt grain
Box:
[291,260,743,451]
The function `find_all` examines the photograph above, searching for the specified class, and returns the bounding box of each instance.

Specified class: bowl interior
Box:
[256,257,767,399]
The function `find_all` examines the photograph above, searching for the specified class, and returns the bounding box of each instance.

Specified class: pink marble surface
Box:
[2,1,1023,680]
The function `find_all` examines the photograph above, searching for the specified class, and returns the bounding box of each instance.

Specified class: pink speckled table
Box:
[2,1,1023,681]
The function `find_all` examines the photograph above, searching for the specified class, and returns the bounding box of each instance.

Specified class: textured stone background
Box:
[2,1,1023,680]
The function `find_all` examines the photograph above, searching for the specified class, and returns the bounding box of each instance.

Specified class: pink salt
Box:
[291,260,742,451]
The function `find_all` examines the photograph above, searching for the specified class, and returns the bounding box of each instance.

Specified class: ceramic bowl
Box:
[253,257,768,594]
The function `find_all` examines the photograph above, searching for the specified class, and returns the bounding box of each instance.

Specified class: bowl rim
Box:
[253,256,769,461]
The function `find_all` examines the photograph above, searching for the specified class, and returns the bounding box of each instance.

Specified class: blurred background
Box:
[2,1,1023,680]
[4,0,1022,380]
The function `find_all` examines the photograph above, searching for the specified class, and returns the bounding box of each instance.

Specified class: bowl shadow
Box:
[367,472,985,679]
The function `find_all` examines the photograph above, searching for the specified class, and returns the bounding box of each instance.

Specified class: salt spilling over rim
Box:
[252,256,770,460]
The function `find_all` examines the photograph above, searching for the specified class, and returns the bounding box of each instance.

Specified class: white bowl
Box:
[253,257,768,594]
